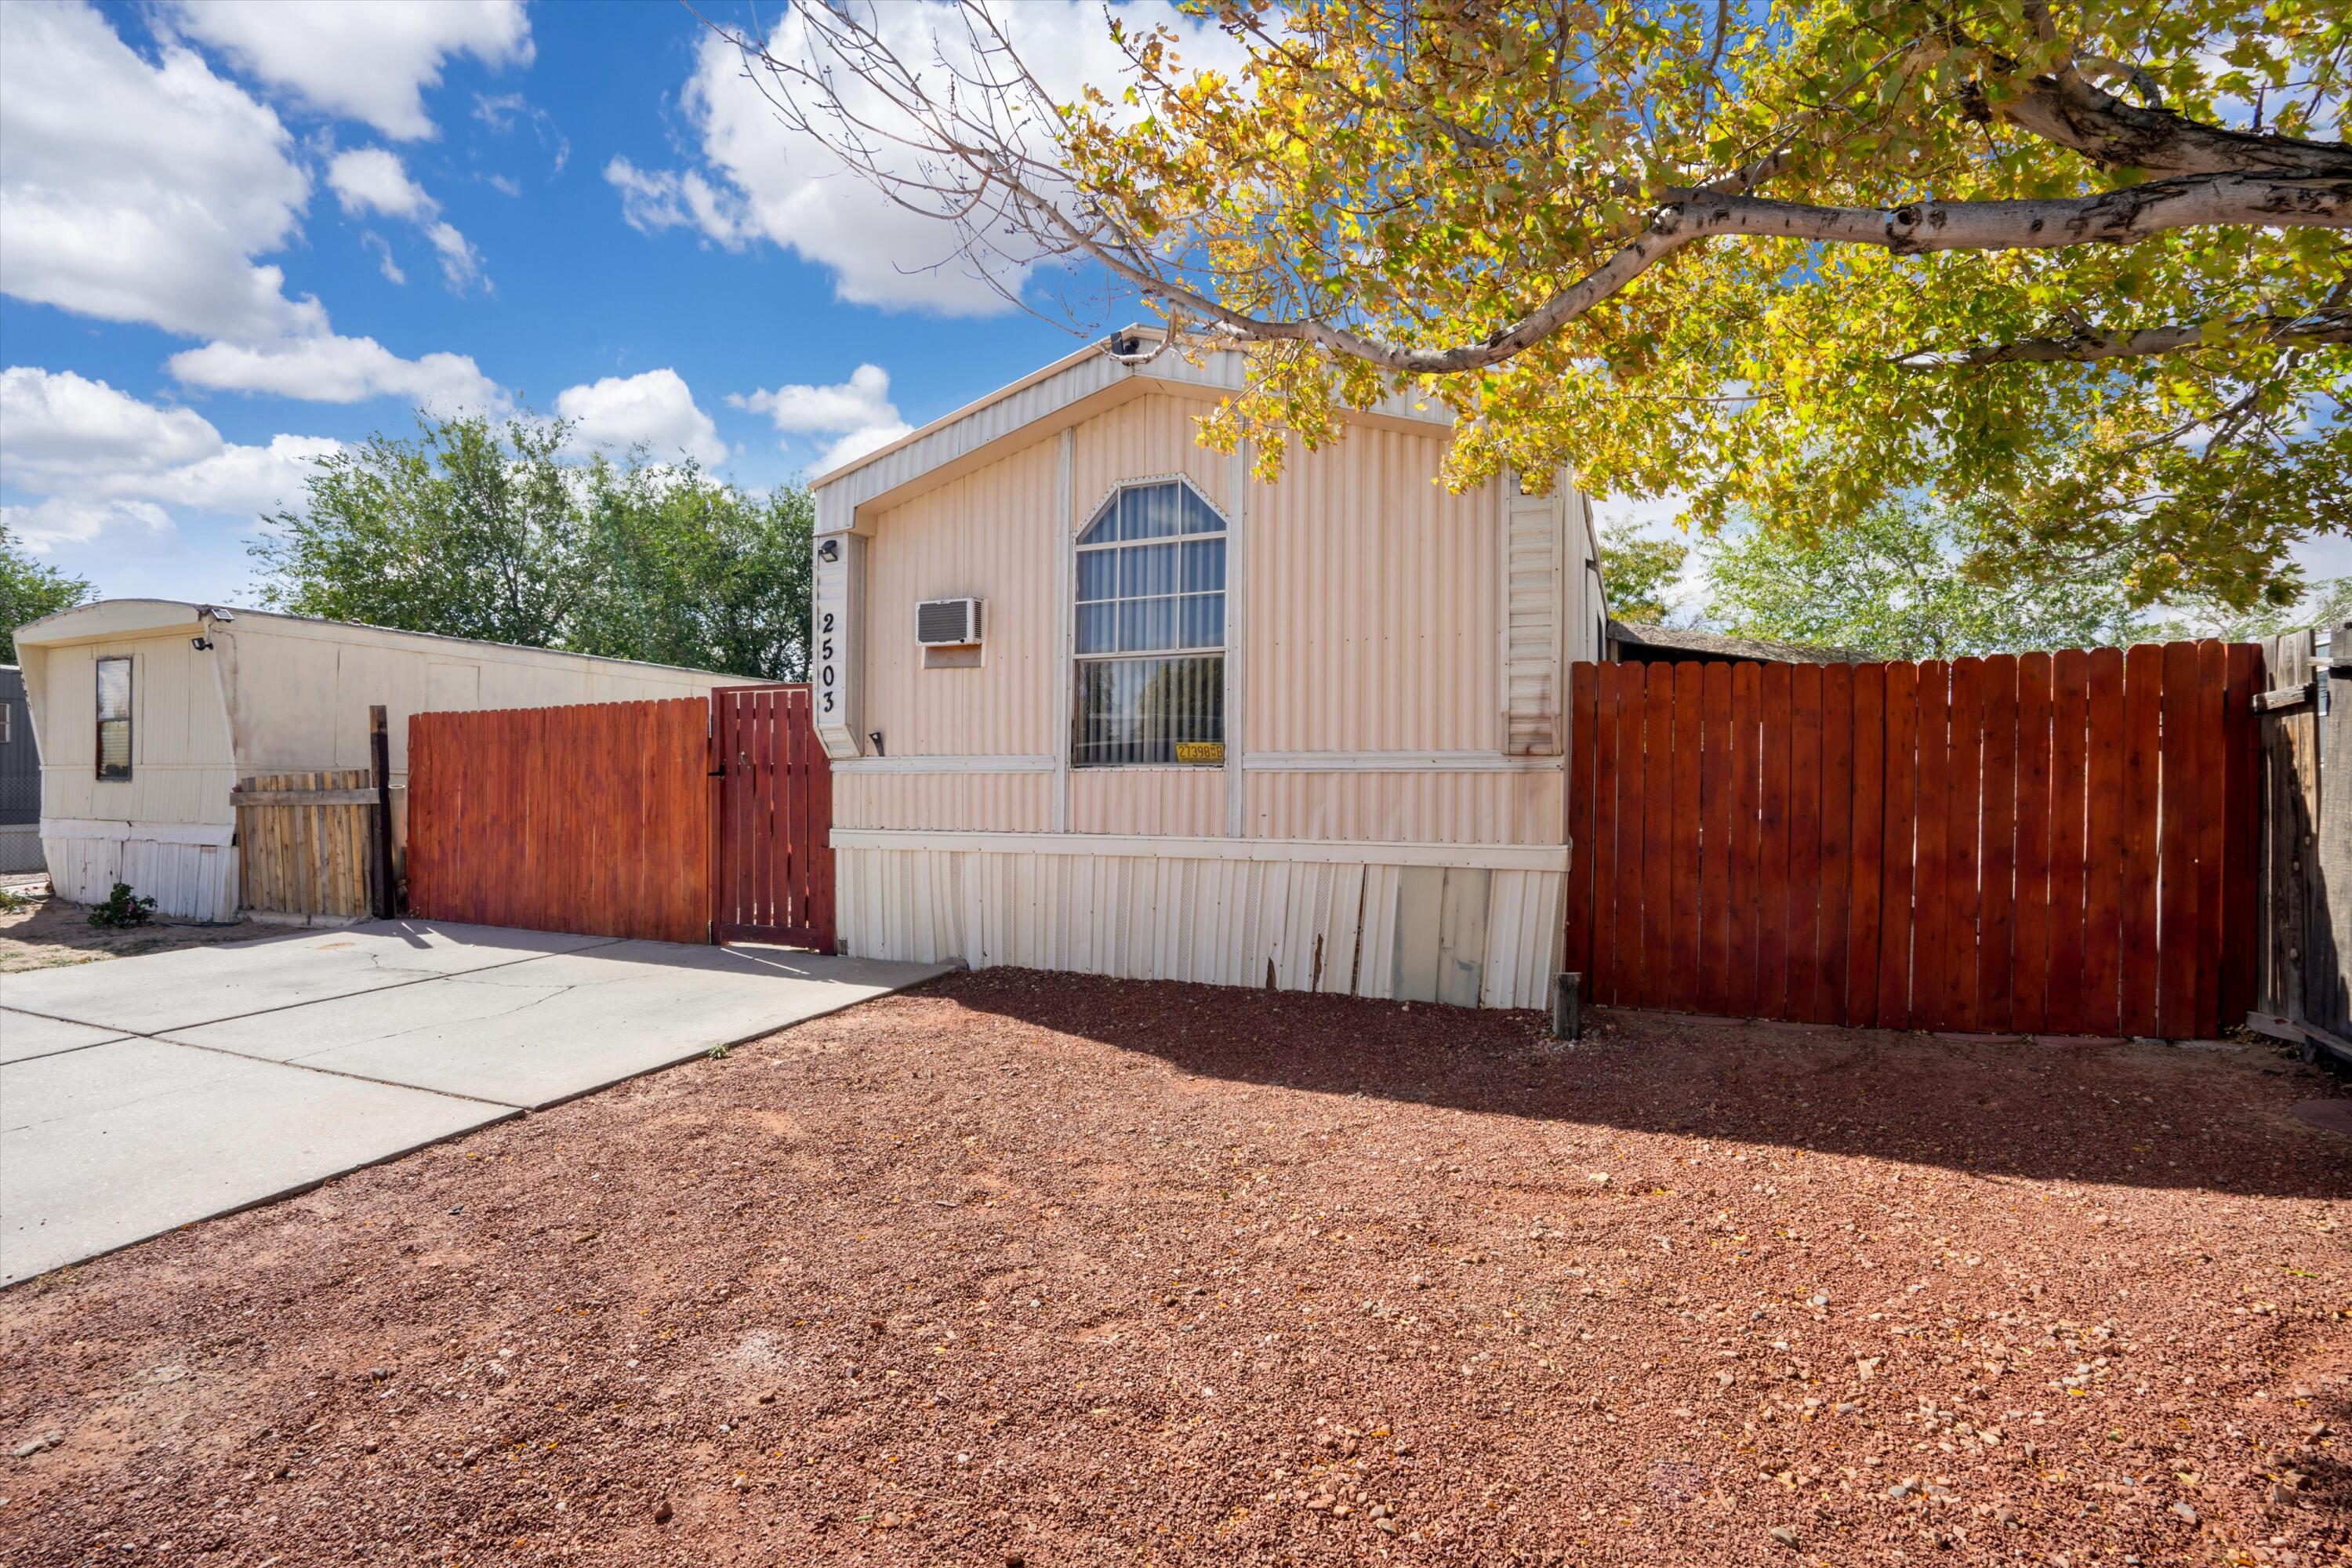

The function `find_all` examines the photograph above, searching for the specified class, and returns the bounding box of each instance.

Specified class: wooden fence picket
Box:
[1566,636,2258,1042]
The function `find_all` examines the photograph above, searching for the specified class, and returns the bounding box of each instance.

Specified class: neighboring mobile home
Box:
[0,666,39,874]
[11,601,742,920]
[810,331,1609,1008]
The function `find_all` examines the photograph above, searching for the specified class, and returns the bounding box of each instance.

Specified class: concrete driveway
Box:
[0,922,952,1284]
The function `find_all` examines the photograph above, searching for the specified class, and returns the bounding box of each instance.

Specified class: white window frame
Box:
[1071,474,1230,768]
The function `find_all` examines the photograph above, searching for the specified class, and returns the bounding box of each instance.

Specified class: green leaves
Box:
[0,523,93,663]
[1045,0,2347,602]
[249,413,816,681]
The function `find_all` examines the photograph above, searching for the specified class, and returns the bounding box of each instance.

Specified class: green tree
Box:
[2156,576,2352,641]
[1703,500,2147,658]
[743,0,2350,612]
[1,523,94,662]
[1596,529,1691,625]
[569,457,815,680]
[253,415,587,648]
[251,413,815,680]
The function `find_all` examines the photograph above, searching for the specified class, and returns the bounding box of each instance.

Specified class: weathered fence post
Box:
[2310,625,2352,1040]
[2256,631,2320,1031]
[369,704,394,920]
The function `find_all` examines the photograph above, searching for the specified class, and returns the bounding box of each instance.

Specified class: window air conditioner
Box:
[916,597,982,646]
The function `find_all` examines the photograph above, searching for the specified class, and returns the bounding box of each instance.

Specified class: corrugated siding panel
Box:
[860,439,1059,758]
[833,772,1051,832]
[1069,395,1232,521]
[34,634,237,826]
[1069,768,1222,836]
[1245,770,1563,844]
[836,844,1557,1007]
[1248,424,1502,753]
[44,835,238,920]
[1502,492,1564,755]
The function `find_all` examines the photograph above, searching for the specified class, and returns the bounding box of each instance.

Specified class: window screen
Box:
[96,656,132,780]
[1073,480,1226,766]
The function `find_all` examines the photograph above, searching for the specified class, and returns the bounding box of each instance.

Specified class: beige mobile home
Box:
[811,333,1609,1008]
[12,601,742,920]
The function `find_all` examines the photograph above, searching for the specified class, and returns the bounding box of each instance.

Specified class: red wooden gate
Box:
[713,684,835,951]
[408,699,713,944]
[1563,644,2261,1040]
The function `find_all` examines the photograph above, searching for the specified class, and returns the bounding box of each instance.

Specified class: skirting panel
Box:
[42,833,240,921]
[837,842,1561,1009]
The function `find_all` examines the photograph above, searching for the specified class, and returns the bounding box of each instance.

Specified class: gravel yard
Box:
[2,969,2346,1566]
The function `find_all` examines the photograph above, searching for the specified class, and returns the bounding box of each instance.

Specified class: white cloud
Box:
[169,336,506,417]
[361,231,407,285]
[0,3,497,410]
[327,147,485,292]
[554,370,728,466]
[604,157,746,247]
[731,364,914,474]
[424,222,485,293]
[625,7,1240,315]
[0,366,336,548]
[327,147,434,219]
[0,366,222,485]
[0,1,321,342]
[165,0,532,142]
[2,496,175,550]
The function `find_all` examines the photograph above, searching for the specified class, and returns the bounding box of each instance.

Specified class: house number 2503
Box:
[818,612,837,713]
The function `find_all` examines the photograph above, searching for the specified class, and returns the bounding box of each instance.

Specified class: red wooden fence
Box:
[1564,644,2261,1039]
[407,698,713,945]
[714,684,835,951]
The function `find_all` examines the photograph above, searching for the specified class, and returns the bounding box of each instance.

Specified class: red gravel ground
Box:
[2,971,2347,1567]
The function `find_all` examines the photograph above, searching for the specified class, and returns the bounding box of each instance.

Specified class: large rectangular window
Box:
[95,656,132,780]
[1073,480,1226,767]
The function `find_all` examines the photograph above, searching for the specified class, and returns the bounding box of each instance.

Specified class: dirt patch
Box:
[2,971,2346,1566]
[0,884,281,973]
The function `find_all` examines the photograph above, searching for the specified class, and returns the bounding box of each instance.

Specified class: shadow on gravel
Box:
[942,967,2352,1201]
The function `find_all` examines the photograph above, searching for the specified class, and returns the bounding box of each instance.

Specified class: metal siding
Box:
[1249,423,1503,757]
[834,771,1051,832]
[1245,769,1564,844]
[835,841,1559,1007]
[32,634,237,827]
[1069,394,1233,521]
[1070,768,1223,837]
[859,438,1059,762]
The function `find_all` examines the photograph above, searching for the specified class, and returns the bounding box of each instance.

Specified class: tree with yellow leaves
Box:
[721,0,2348,610]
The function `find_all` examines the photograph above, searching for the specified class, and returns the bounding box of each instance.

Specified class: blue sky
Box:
[0,0,1179,605]
[5,1,2341,616]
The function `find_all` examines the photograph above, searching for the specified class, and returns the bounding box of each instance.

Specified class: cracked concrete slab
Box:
[0,1008,129,1065]
[163,942,957,1109]
[0,921,620,1036]
[1,1039,510,1285]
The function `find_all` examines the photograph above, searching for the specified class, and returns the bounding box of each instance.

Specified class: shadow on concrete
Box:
[942,967,2352,1200]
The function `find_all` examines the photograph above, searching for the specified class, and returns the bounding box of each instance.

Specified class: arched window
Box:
[1073,478,1226,767]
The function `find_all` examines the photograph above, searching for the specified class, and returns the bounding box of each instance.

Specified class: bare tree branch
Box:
[1892,310,2352,367]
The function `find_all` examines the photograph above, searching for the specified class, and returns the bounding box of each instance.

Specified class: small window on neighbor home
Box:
[95,656,132,780]
[1073,478,1226,767]
[0,703,11,744]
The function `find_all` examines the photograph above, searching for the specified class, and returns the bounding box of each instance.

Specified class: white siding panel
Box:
[45,833,238,920]
[837,842,1559,1008]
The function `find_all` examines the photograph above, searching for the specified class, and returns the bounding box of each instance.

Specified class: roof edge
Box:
[13,599,750,681]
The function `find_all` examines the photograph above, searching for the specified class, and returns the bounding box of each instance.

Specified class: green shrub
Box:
[87,883,157,929]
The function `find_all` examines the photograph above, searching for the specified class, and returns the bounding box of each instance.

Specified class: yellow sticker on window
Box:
[1174,741,1225,765]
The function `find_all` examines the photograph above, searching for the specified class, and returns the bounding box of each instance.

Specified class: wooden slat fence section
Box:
[714,684,836,952]
[235,769,377,919]
[1566,639,2258,1040]
[407,699,713,945]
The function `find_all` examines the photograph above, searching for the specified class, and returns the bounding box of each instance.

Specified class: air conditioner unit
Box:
[916,597,982,646]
